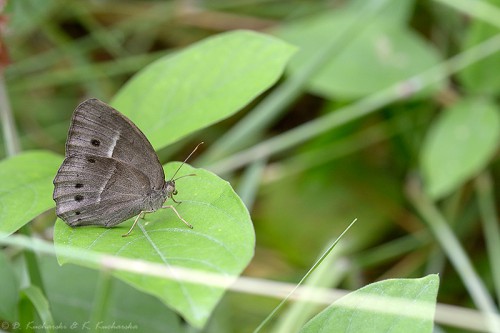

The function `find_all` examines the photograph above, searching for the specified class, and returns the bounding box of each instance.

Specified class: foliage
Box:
[1,0,499,332]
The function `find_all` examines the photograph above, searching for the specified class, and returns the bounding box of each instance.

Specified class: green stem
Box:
[1,69,47,301]
[0,73,20,155]
[253,218,357,333]
[90,269,113,332]
[435,0,500,28]
[206,33,500,175]
[199,0,392,164]
[406,177,500,333]
[19,226,46,295]
[475,172,500,304]
[236,159,267,210]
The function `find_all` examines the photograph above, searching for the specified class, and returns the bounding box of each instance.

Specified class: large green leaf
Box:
[273,5,442,99]
[112,30,296,150]
[301,275,439,333]
[0,151,63,236]
[421,98,500,199]
[54,162,255,328]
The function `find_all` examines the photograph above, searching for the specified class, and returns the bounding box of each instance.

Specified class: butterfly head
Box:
[165,179,178,199]
[164,142,203,201]
[164,173,196,200]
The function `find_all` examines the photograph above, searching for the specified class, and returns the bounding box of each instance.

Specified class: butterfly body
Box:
[53,98,173,228]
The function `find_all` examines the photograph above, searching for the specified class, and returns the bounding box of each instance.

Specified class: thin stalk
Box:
[406,177,500,333]
[353,231,430,269]
[8,51,167,92]
[90,269,113,331]
[262,114,421,184]
[19,225,46,294]
[435,0,500,28]
[69,2,128,58]
[253,219,357,333]
[1,232,499,331]
[475,172,500,304]
[272,243,349,333]
[236,159,267,210]
[40,19,110,97]
[0,70,46,295]
[0,74,20,155]
[206,33,500,175]
[199,0,392,164]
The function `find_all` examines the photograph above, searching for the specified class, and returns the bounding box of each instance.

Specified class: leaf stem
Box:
[206,33,500,175]
[1,232,499,331]
[90,269,114,331]
[1,68,47,302]
[406,176,500,332]
[200,1,392,164]
[475,172,500,304]
[236,159,267,210]
[253,218,357,333]
[0,72,20,155]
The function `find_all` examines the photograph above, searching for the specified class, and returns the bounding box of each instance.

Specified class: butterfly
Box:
[53,98,201,236]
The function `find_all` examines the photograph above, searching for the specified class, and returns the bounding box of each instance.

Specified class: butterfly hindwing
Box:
[53,155,152,226]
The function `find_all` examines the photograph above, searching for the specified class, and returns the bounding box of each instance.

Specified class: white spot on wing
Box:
[108,133,119,157]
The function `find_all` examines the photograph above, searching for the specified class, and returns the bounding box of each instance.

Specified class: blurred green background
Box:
[2,0,500,332]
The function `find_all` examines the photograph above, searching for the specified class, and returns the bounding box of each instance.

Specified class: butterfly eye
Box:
[91,139,101,147]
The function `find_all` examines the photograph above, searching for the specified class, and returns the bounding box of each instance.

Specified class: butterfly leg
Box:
[162,205,193,229]
[122,210,154,237]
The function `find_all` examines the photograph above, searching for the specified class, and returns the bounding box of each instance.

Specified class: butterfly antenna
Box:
[170,142,204,181]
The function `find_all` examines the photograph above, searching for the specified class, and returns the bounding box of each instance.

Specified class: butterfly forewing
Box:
[66,98,165,188]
